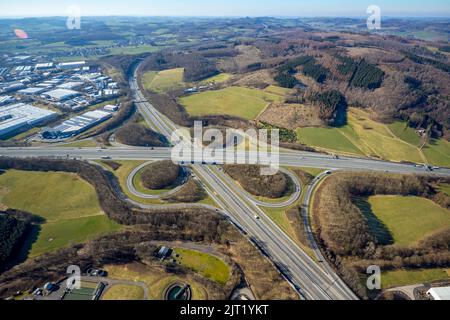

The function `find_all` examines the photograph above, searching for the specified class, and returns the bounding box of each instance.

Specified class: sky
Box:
[0,0,449,18]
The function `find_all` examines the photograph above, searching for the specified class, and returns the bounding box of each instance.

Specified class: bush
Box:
[141,161,181,190]
[223,165,289,198]
[115,123,169,147]
[0,215,27,266]
[350,60,385,89]
[308,90,347,126]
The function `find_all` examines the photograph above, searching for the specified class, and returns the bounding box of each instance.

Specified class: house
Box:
[156,246,172,259]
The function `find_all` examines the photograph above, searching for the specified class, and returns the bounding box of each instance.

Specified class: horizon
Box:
[1,0,450,18]
[1,14,450,19]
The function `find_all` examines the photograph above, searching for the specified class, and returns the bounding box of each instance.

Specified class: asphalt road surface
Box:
[1,61,449,301]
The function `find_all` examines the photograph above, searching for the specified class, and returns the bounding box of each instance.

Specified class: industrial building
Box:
[57,81,84,90]
[35,63,54,70]
[103,104,119,112]
[0,103,57,138]
[42,88,81,101]
[42,110,112,139]
[57,61,86,69]
[427,287,450,300]
[0,96,15,106]
[18,87,46,95]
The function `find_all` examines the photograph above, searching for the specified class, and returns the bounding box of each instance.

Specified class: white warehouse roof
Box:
[18,87,46,95]
[0,103,57,137]
[43,89,80,101]
[427,287,450,300]
[57,81,84,90]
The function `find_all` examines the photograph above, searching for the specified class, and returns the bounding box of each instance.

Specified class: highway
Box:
[1,61,449,301]
[1,146,450,177]
[130,64,358,300]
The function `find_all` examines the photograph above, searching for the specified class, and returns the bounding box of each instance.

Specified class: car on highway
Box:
[254,215,260,220]
[101,156,111,160]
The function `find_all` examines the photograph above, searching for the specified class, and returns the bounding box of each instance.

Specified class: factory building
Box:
[35,63,54,70]
[57,61,86,69]
[18,87,46,95]
[0,96,15,106]
[57,81,84,90]
[42,110,112,139]
[0,103,57,138]
[42,88,81,101]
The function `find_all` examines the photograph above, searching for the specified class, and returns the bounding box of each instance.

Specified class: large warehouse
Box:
[42,110,112,139]
[0,103,57,138]
[42,88,80,101]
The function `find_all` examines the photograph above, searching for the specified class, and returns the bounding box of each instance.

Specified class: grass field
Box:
[180,86,283,120]
[421,138,450,168]
[56,139,98,148]
[102,284,145,300]
[104,263,209,300]
[367,195,450,247]
[381,268,450,289]
[387,122,422,147]
[297,127,364,155]
[0,170,121,257]
[263,85,293,96]
[198,73,232,85]
[438,184,450,196]
[296,108,450,166]
[173,248,230,285]
[142,68,185,93]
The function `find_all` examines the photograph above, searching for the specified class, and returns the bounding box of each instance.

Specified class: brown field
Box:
[257,103,322,130]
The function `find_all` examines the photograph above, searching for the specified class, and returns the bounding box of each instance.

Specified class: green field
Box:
[198,73,232,85]
[143,68,185,93]
[421,139,450,168]
[0,170,121,257]
[173,248,230,285]
[381,268,450,289]
[297,127,364,155]
[296,108,450,166]
[180,86,283,120]
[438,184,450,196]
[102,284,145,300]
[368,195,450,247]
[56,139,98,148]
[387,122,422,147]
[263,85,293,96]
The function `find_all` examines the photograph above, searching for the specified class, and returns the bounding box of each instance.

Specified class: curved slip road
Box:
[217,167,302,208]
[126,161,189,200]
